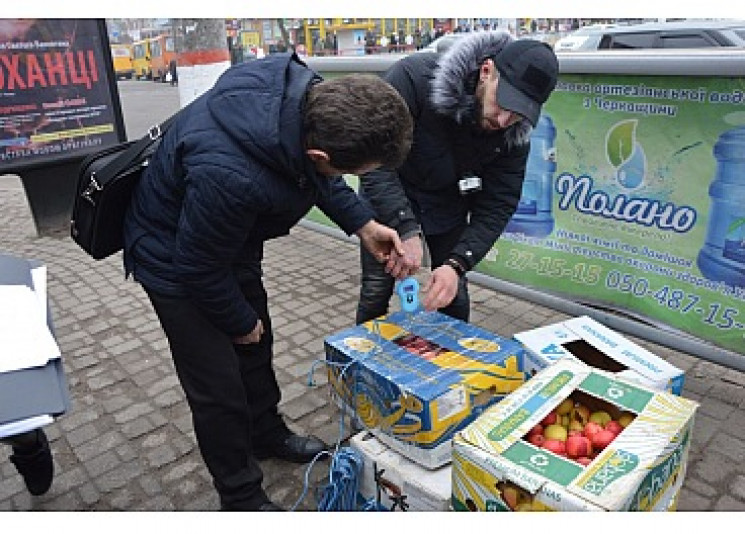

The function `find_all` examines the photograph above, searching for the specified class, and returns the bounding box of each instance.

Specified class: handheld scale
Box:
[395,276,420,313]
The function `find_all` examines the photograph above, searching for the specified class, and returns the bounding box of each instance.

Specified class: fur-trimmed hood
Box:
[430,31,532,147]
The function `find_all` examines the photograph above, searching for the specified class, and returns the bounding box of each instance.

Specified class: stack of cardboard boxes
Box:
[324,311,695,511]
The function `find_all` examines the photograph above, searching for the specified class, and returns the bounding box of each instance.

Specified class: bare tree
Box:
[276,19,294,51]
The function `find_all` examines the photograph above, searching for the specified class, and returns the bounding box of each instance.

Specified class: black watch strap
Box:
[445,257,467,278]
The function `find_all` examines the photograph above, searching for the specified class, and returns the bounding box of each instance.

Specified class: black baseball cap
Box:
[493,39,559,127]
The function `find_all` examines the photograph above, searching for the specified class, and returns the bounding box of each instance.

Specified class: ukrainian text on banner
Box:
[0,19,120,171]
[483,74,745,355]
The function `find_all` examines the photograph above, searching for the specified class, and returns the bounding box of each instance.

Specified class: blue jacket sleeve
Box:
[316,175,375,235]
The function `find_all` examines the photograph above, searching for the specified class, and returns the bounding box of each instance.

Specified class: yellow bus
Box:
[131,39,152,80]
[110,44,134,80]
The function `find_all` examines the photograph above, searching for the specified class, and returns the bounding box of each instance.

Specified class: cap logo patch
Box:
[523,64,552,98]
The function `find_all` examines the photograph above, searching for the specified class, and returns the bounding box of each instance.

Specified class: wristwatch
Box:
[444,257,467,278]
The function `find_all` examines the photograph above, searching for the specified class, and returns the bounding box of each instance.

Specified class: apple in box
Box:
[519,390,638,466]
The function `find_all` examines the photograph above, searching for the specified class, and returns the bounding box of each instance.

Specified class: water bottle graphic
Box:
[696,126,745,288]
[505,113,556,237]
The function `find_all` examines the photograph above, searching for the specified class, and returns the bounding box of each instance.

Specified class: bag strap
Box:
[91,113,179,186]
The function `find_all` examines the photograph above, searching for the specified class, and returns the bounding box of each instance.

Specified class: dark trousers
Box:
[356,223,470,324]
[146,280,286,510]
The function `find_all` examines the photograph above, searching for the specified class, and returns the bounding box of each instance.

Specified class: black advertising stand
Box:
[0,19,127,236]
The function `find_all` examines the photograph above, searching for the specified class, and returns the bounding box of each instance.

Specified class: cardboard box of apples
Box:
[324,310,526,469]
[451,357,698,511]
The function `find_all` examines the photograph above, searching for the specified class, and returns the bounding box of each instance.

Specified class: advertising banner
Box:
[303,68,745,356]
[489,73,745,355]
[0,19,124,173]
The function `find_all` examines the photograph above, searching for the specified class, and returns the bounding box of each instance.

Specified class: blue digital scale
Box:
[395,276,420,313]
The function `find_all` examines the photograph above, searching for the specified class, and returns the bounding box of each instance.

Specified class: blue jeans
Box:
[355,224,470,324]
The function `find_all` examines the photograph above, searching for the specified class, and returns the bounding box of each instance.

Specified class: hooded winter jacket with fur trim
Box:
[359,31,532,273]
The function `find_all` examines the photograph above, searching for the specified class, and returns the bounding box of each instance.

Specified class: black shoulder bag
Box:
[71,113,178,260]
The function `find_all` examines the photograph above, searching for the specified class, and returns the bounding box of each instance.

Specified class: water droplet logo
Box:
[606,119,647,190]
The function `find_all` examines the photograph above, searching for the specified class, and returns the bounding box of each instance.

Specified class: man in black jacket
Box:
[356,32,558,324]
[123,53,413,511]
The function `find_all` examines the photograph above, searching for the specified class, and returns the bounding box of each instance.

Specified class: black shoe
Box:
[254,433,327,463]
[9,429,54,496]
[220,497,285,511]
[257,501,285,511]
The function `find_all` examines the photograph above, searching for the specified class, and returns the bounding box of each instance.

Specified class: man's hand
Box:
[357,220,407,265]
[422,264,459,311]
[232,319,264,345]
[385,234,422,279]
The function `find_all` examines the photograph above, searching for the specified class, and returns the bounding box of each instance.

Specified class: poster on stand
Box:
[0,19,125,173]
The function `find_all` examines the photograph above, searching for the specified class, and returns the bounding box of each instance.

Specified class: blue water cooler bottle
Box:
[505,113,557,237]
[696,126,745,288]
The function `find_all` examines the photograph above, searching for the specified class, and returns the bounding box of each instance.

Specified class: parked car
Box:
[416,33,466,54]
[553,24,619,52]
[555,20,745,52]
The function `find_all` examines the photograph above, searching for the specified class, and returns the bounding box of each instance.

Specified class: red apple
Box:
[568,430,583,438]
[528,433,546,447]
[583,421,603,441]
[542,439,566,455]
[528,424,544,438]
[605,420,623,436]
[540,411,558,426]
[502,486,520,510]
[575,456,592,466]
[565,435,593,458]
[591,429,616,451]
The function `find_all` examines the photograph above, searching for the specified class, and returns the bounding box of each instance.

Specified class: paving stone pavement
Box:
[1,173,745,512]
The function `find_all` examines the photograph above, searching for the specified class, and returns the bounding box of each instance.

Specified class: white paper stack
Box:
[0,252,70,439]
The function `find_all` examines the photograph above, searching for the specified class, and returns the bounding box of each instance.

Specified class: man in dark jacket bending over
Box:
[123,53,413,511]
[356,32,559,324]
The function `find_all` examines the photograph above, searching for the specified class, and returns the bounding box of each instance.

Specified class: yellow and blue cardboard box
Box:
[451,357,698,511]
[324,310,526,469]
[514,315,685,394]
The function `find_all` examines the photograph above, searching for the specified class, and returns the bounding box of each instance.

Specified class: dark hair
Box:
[303,74,413,172]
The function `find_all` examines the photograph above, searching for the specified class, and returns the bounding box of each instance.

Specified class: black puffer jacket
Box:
[123,53,374,337]
[359,31,531,272]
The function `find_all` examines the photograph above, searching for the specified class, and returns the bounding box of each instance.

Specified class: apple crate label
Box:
[485,500,506,512]
[487,370,574,442]
[540,343,566,359]
[502,440,584,486]
[576,449,640,496]
[488,408,532,443]
[578,372,654,413]
[628,428,689,511]
[435,385,467,421]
